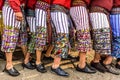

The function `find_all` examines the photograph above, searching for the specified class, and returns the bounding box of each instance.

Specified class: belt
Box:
[25,9,35,17]
[51,4,69,14]
[36,1,50,11]
[90,6,109,15]
[71,0,86,7]
[111,7,120,14]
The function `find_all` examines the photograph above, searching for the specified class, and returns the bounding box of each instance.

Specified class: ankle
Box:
[93,60,100,63]
[103,61,111,65]
[52,64,59,69]
[24,60,29,64]
[6,64,13,70]
[118,61,120,65]
[78,63,86,69]
[36,61,41,65]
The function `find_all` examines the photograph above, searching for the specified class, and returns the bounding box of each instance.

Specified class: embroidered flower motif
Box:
[92,28,111,55]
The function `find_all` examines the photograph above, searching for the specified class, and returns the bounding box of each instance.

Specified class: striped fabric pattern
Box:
[27,17,36,32]
[26,17,36,53]
[51,11,69,58]
[35,9,47,28]
[70,6,92,52]
[51,12,69,34]
[110,14,120,37]
[89,12,111,55]
[35,8,47,51]
[1,5,22,52]
[89,13,109,29]
[70,6,90,30]
[2,5,21,29]
[110,14,120,58]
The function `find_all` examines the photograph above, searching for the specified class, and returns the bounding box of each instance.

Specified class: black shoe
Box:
[66,55,79,60]
[116,63,120,69]
[86,63,96,71]
[117,58,120,62]
[76,65,96,73]
[43,56,54,61]
[3,67,20,76]
[102,63,120,75]
[29,58,36,65]
[51,67,69,77]
[22,62,35,70]
[91,61,107,73]
[36,64,47,73]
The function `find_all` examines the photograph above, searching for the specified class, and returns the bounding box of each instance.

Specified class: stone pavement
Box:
[0,59,120,80]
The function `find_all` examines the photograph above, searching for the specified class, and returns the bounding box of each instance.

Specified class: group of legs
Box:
[1,1,70,77]
[1,0,120,78]
[70,5,120,75]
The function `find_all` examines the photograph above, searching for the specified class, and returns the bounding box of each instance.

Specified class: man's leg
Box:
[34,3,49,73]
[70,6,96,73]
[22,16,36,69]
[90,11,119,75]
[110,12,120,70]
[51,10,69,76]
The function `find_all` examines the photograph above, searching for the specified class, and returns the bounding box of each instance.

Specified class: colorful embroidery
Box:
[36,1,50,11]
[17,31,28,47]
[1,26,19,52]
[69,26,76,49]
[110,13,120,58]
[28,32,36,53]
[112,37,120,58]
[92,28,111,55]
[35,27,47,51]
[52,33,69,59]
[76,29,92,52]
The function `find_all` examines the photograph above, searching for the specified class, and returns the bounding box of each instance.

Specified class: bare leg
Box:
[93,53,101,63]
[24,53,31,64]
[52,56,61,69]
[45,45,54,57]
[6,53,13,69]
[36,50,42,65]
[21,45,27,56]
[78,52,86,68]
[21,45,31,64]
[103,55,113,65]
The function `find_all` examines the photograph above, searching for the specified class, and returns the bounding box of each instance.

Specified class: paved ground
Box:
[0,59,120,80]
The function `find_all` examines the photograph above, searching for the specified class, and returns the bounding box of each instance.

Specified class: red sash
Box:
[0,0,4,10]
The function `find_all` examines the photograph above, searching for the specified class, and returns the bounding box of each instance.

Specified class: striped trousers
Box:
[35,8,47,51]
[51,11,69,58]
[26,17,36,53]
[110,13,120,58]
[70,6,92,53]
[89,12,111,55]
[1,5,24,52]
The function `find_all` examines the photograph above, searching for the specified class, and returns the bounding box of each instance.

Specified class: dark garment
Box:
[0,0,4,10]
[113,0,120,7]
[91,0,113,11]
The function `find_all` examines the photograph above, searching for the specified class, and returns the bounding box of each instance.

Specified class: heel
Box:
[4,67,20,76]
[22,62,35,70]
